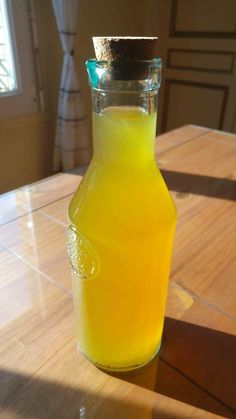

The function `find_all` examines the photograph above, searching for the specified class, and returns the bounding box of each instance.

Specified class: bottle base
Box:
[76,342,161,372]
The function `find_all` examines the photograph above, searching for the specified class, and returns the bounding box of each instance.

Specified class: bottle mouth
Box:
[86,57,162,64]
[86,58,162,91]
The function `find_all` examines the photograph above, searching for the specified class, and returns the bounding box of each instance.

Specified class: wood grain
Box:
[0,125,235,418]
[158,131,236,318]
[15,172,81,211]
[0,212,72,291]
[156,124,209,155]
[40,194,73,226]
[0,192,28,226]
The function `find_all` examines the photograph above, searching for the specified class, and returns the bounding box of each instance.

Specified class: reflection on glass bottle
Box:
[68,48,176,371]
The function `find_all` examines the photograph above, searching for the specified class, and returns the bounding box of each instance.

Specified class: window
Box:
[0,0,39,119]
[0,0,18,95]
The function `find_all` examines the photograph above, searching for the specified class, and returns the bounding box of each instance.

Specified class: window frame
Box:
[0,0,39,119]
[0,0,22,97]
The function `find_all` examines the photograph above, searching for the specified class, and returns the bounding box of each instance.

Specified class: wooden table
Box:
[0,125,236,419]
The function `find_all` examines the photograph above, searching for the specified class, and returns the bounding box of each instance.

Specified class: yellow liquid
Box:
[68,106,176,370]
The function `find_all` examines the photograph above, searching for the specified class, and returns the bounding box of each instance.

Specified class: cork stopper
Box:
[92,36,158,80]
[93,37,158,61]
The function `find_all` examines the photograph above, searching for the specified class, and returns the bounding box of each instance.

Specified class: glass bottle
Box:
[68,57,177,371]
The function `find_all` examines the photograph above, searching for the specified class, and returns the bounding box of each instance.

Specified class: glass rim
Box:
[86,57,162,67]
[86,57,162,91]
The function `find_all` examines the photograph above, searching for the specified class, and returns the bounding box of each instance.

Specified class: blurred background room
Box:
[0,0,236,194]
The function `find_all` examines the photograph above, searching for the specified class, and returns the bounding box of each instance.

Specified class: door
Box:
[145,0,236,133]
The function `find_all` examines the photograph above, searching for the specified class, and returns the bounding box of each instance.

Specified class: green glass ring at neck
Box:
[86,58,162,92]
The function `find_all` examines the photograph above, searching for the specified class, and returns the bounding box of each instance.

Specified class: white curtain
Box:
[51,0,89,171]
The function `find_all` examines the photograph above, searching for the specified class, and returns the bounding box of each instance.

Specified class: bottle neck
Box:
[92,96,158,165]
[87,58,161,167]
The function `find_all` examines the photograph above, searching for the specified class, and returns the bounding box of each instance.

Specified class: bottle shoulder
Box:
[69,160,177,230]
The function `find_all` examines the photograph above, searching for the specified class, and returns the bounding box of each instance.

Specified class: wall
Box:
[0,0,56,194]
[0,113,53,193]
[34,0,62,138]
